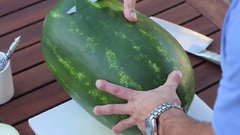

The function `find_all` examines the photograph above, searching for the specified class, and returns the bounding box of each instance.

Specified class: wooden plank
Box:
[0,0,57,37]
[12,84,219,134]
[194,62,221,92]
[183,16,218,36]
[5,2,217,77]
[0,0,224,134]
[198,83,218,109]
[155,3,201,24]
[6,1,214,100]
[208,31,221,53]
[136,0,184,16]
[0,0,44,17]
[0,82,69,125]
[151,3,219,66]
[188,54,203,67]
[13,63,55,98]
[0,21,42,52]
[153,4,219,67]
[6,1,215,100]
[181,17,219,66]
[186,0,228,28]
[15,121,35,135]
[188,31,221,66]
[222,0,231,5]
[11,43,44,74]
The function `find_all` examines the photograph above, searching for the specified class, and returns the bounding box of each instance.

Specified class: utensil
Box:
[0,36,21,71]
[150,17,220,65]
[66,6,220,65]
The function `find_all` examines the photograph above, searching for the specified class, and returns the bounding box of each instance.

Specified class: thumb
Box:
[164,70,182,90]
[124,0,137,22]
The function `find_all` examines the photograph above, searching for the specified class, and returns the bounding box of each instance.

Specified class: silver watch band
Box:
[145,102,185,135]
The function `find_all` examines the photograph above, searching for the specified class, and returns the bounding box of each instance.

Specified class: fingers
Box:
[124,0,137,22]
[96,80,137,100]
[94,104,130,115]
[164,70,182,91]
[112,117,135,134]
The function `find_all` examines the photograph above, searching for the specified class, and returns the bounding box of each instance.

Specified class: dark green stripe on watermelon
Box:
[41,0,195,134]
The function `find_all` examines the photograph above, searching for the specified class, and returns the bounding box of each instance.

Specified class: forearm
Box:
[159,109,215,135]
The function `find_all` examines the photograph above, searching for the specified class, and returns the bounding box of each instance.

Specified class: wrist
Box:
[158,108,186,134]
[145,102,184,135]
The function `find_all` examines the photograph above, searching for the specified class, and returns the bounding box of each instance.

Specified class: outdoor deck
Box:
[0,0,228,134]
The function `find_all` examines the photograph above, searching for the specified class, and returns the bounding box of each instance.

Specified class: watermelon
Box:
[41,0,195,134]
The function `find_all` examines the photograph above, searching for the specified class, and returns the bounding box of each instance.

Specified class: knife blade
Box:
[66,6,76,15]
[66,6,220,65]
[150,17,220,65]
[66,0,98,14]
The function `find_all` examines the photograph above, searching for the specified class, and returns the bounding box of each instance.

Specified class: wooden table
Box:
[0,0,228,134]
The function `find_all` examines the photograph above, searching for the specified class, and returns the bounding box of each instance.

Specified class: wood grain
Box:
[198,83,219,109]
[155,2,201,24]
[137,0,184,16]
[13,63,55,98]
[0,0,44,17]
[15,121,35,135]
[0,82,69,125]
[187,0,228,28]
[0,22,43,52]
[0,0,57,37]
[194,62,221,92]
[0,0,228,134]
[11,43,44,74]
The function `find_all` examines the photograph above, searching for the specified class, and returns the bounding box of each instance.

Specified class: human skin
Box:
[93,1,215,134]
[122,0,137,22]
[93,70,215,135]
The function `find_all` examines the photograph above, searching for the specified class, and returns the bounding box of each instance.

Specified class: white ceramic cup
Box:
[0,123,20,135]
[0,52,14,105]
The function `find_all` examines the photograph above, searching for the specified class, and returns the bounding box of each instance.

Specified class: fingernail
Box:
[95,80,101,88]
[130,12,136,19]
[175,70,182,79]
[93,107,97,114]
[93,106,100,115]
[112,129,120,135]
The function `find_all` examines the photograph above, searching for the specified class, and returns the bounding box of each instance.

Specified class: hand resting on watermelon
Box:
[123,0,137,22]
[93,70,184,134]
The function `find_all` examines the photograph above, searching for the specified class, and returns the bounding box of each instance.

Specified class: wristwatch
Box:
[145,102,184,135]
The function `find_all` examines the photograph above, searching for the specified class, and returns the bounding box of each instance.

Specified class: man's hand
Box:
[123,0,137,22]
[93,70,182,134]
